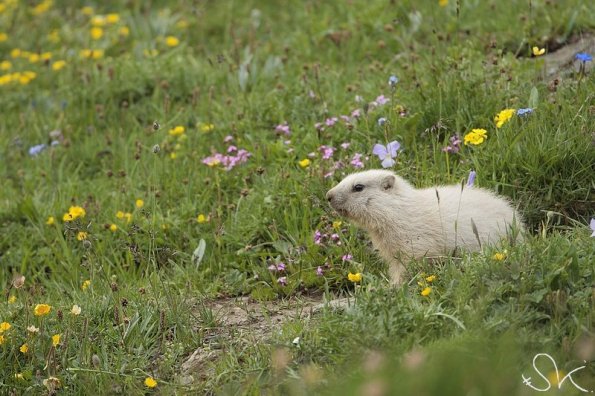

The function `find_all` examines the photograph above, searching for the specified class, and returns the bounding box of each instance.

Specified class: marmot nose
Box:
[326,191,333,203]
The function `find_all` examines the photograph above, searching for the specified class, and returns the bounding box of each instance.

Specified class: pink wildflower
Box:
[350,153,364,168]
[275,122,291,136]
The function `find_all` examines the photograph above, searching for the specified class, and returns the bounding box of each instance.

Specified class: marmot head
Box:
[326,170,411,227]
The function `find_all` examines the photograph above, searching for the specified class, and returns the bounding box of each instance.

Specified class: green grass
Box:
[0,0,594,394]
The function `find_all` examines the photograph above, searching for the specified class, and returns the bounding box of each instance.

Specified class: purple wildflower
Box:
[268,264,277,271]
[342,254,353,262]
[372,141,400,168]
[275,122,291,136]
[224,135,233,143]
[341,142,351,150]
[319,145,335,160]
[277,276,287,286]
[375,95,389,106]
[316,266,324,276]
[314,122,324,132]
[227,145,237,153]
[314,230,323,245]
[202,148,251,171]
[325,117,339,127]
[276,262,286,272]
[350,153,364,169]
[350,109,361,118]
[467,170,476,187]
[377,117,387,126]
[442,134,462,154]
[29,144,47,156]
[340,115,351,123]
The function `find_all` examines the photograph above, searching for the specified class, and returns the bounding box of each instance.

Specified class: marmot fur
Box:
[326,170,523,285]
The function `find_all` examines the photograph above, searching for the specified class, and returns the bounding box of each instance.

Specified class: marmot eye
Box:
[352,184,365,192]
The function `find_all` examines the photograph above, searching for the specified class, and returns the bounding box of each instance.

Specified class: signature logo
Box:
[522,353,591,393]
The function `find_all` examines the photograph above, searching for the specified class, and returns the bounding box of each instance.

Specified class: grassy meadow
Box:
[0,0,594,394]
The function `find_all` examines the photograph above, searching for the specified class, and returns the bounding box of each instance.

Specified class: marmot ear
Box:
[381,175,395,190]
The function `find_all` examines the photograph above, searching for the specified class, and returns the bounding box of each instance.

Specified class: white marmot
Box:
[326,170,524,285]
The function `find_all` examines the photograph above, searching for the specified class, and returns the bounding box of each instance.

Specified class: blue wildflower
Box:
[575,53,592,63]
[466,170,476,187]
[377,117,387,126]
[388,75,399,87]
[28,144,47,156]
[516,108,534,116]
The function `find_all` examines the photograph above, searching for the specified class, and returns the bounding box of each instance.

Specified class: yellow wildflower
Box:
[77,231,88,241]
[197,214,207,223]
[63,206,86,222]
[135,199,144,208]
[548,370,567,387]
[81,6,93,15]
[46,216,55,225]
[144,49,159,57]
[124,212,132,223]
[18,71,37,85]
[0,33,7,42]
[170,152,178,159]
[0,335,5,345]
[421,287,432,297]
[20,343,28,353]
[119,26,130,37]
[165,36,179,47]
[106,13,120,24]
[532,46,545,56]
[494,108,515,128]
[347,272,362,283]
[10,48,21,58]
[492,252,506,261]
[8,295,16,304]
[298,159,311,168]
[82,280,91,291]
[71,305,81,315]
[52,334,60,347]
[31,0,53,15]
[90,27,103,40]
[34,304,52,316]
[116,210,125,219]
[41,52,52,61]
[332,220,342,229]
[90,15,106,27]
[176,20,189,29]
[0,322,11,332]
[168,126,185,136]
[144,377,158,388]
[0,60,11,70]
[200,123,214,133]
[80,49,104,59]
[439,0,448,6]
[109,224,118,232]
[463,128,487,145]
[425,275,437,283]
[52,60,66,71]
[48,30,60,43]
[15,373,24,380]
[28,53,40,63]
